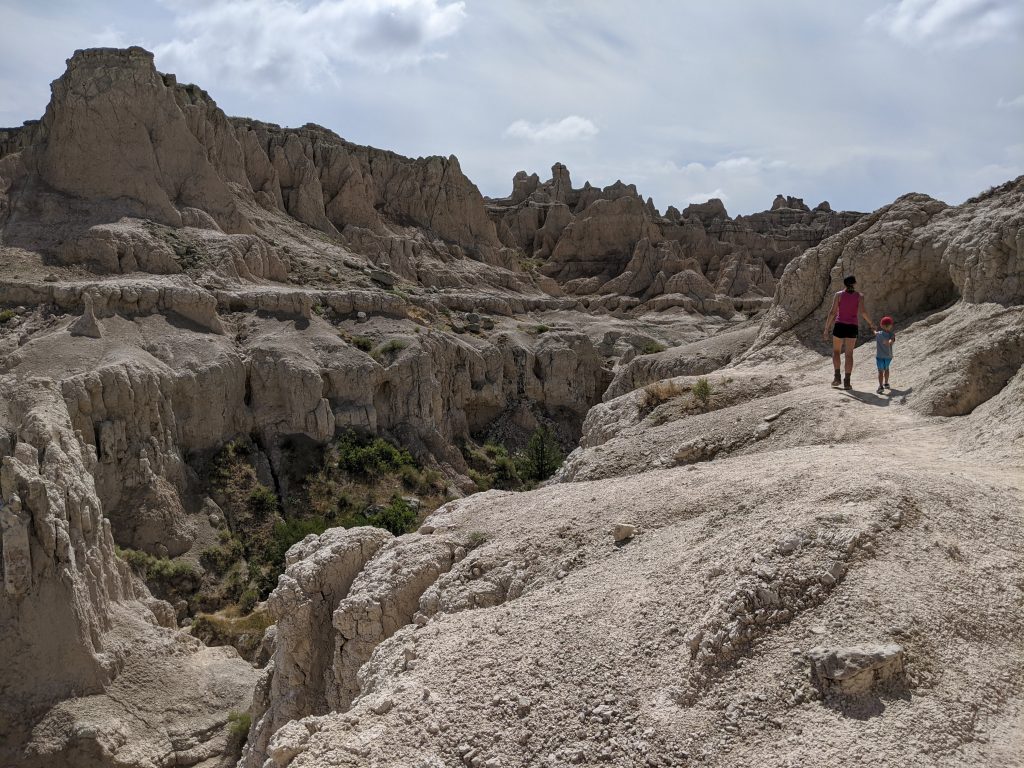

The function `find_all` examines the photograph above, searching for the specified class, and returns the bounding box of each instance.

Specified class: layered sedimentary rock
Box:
[0,379,257,768]
[486,164,864,313]
[3,43,1022,768]
[754,176,1024,352]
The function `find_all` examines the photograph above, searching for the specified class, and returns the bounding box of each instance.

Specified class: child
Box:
[875,316,895,394]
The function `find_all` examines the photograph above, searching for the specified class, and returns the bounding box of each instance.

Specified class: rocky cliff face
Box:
[485,164,863,314]
[2,45,1021,768]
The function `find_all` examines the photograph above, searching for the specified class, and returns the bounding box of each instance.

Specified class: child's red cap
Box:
[880,316,894,325]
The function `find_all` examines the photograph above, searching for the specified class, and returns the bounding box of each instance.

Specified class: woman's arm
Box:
[822,294,839,339]
[860,295,876,332]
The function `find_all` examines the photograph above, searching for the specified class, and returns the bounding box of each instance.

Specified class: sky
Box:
[1,0,1022,215]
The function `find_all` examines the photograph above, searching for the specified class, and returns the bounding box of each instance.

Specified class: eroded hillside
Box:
[0,46,1021,768]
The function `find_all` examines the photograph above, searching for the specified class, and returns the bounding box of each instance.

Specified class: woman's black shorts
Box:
[833,322,859,339]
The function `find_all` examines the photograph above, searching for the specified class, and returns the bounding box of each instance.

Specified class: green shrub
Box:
[335,430,414,479]
[0,309,15,324]
[117,548,201,600]
[247,485,278,519]
[238,587,259,614]
[398,465,445,496]
[492,455,522,490]
[516,426,563,483]
[467,530,488,549]
[692,377,714,407]
[350,336,374,352]
[374,494,419,535]
[467,468,491,491]
[639,340,667,355]
[483,442,508,459]
[534,324,550,334]
[338,494,419,536]
[199,540,243,576]
[372,338,409,362]
[227,710,251,751]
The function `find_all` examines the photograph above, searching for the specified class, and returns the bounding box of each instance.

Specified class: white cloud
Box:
[154,0,466,87]
[503,115,599,143]
[686,189,727,204]
[997,94,1024,109]
[866,0,1020,47]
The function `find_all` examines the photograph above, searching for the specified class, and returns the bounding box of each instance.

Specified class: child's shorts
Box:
[876,357,892,371]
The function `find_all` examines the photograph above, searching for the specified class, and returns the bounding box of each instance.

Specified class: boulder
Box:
[808,644,905,696]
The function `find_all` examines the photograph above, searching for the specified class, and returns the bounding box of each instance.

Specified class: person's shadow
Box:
[841,386,914,407]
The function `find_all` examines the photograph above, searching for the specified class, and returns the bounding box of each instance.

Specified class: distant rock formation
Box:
[0,47,512,277]
[486,164,864,314]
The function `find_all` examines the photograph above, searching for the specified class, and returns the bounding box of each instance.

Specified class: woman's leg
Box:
[843,338,856,374]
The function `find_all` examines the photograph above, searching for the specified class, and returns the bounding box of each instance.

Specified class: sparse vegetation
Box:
[372,338,409,362]
[461,428,562,491]
[467,530,489,549]
[116,547,201,604]
[517,426,563,483]
[692,377,714,408]
[127,427,450,638]
[0,309,15,324]
[226,710,251,752]
[534,324,550,335]
[639,340,667,355]
[348,335,374,352]
[335,429,415,479]
[192,606,273,662]
[642,380,685,411]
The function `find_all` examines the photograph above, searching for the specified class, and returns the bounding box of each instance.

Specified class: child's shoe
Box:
[831,371,841,387]
[843,374,852,390]
[883,383,891,390]
[876,385,884,394]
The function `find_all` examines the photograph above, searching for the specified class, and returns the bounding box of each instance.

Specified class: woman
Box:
[822,275,876,389]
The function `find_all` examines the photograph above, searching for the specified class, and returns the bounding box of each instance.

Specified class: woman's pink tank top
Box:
[836,291,860,324]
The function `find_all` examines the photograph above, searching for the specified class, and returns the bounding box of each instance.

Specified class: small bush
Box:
[467,530,488,549]
[399,465,445,496]
[692,377,714,407]
[350,336,374,352]
[238,587,260,613]
[117,548,202,601]
[492,455,522,490]
[516,426,563,483]
[534,324,550,334]
[342,494,418,536]
[336,431,414,479]
[199,540,244,576]
[372,338,409,362]
[247,485,278,519]
[483,442,508,460]
[468,468,491,491]
[639,340,667,355]
[375,494,419,536]
[227,710,251,751]
[0,309,15,324]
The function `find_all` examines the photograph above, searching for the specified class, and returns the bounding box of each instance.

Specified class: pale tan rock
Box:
[68,292,101,338]
[32,48,251,234]
[808,644,905,695]
[244,527,391,767]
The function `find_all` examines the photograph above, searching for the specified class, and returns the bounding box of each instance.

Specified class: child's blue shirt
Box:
[875,330,895,359]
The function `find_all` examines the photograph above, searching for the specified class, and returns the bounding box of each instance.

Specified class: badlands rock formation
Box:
[240,177,1024,768]
[0,45,1021,768]
[486,164,862,314]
